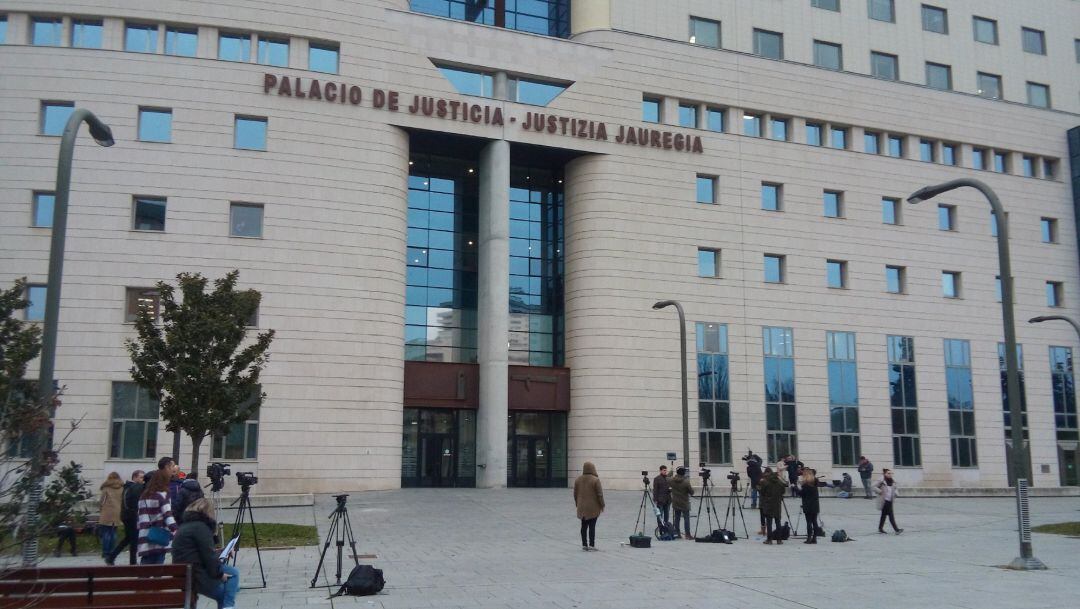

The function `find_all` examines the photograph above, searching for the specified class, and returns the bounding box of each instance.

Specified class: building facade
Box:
[1,0,1078,493]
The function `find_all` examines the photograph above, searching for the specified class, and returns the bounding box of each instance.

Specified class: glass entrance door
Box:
[512,437,549,487]
[1060,445,1079,486]
[420,433,454,487]
[401,408,476,487]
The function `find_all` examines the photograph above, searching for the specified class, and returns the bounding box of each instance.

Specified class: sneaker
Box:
[895,529,904,535]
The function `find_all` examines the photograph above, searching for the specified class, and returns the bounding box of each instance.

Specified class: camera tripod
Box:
[693,476,722,538]
[633,476,661,538]
[310,494,360,588]
[778,495,800,537]
[229,483,267,589]
[793,503,825,539]
[722,481,750,539]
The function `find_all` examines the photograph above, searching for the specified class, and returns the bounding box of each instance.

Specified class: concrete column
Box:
[493,71,509,101]
[476,139,510,488]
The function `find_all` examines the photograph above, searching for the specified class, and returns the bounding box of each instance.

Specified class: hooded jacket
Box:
[170,511,224,598]
[99,478,125,527]
[573,462,605,520]
[668,472,695,512]
[173,478,205,523]
[757,471,787,517]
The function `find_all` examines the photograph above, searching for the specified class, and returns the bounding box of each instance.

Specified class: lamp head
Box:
[1028,316,1052,324]
[908,182,961,205]
[87,119,115,147]
[653,300,675,310]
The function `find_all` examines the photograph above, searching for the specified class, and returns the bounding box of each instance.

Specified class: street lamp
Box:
[21,109,113,566]
[1029,315,1080,340]
[652,300,689,471]
[908,178,1046,570]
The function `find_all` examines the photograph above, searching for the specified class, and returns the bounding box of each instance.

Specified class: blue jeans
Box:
[140,552,166,565]
[206,564,240,609]
[673,509,691,536]
[750,488,759,507]
[98,525,116,558]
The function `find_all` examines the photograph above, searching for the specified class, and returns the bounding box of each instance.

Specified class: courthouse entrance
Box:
[508,411,567,487]
[401,408,476,487]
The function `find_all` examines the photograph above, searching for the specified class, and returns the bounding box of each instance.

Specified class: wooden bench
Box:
[0,564,194,609]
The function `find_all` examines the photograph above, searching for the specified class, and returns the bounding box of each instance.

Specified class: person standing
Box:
[745,453,763,509]
[98,472,124,563]
[172,498,240,609]
[875,469,903,535]
[173,476,205,523]
[784,455,803,497]
[652,465,671,525]
[758,467,787,545]
[573,462,605,551]
[108,470,145,565]
[138,470,178,564]
[799,470,820,544]
[857,456,874,499]
[668,467,695,540]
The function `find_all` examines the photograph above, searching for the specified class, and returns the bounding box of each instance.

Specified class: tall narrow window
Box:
[868,0,895,22]
[813,40,843,70]
[309,42,340,74]
[753,29,783,60]
[889,336,921,466]
[642,97,660,123]
[882,197,899,225]
[706,107,725,132]
[806,123,823,146]
[698,248,720,277]
[885,265,905,293]
[764,326,797,462]
[1044,159,1056,179]
[1041,218,1058,243]
[257,36,289,67]
[921,5,948,34]
[165,27,198,57]
[887,135,903,157]
[25,285,47,321]
[920,139,935,162]
[32,192,55,228]
[926,62,952,90]
[71,20,103,49]
[942,144,956,166]
[1047,282,1064,307]
[1022,157,1036,177]
[999,344,1028,441]
[0,16,7,44]
[871,52,899,80]
[125,23,158,53]
[972,148,986,170]
[762,183,781,211]
[942,271,960,298]
[1050,347,1078,441]
[993,151,1007,173]
[696,175,717,205]
[945,339,977,467]
[697,323,731,465]
[864,131,880,154]
[689,17,720,48]
[109,383,160,459]
[826,260,847,288]
[828,331,859,466]
[938,204,955,230]
[990,211,998,237]
[679,103,698,128]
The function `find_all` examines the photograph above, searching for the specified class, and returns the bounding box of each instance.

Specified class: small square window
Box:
[886,266,905,293]
[921,5,948,34]
[235,116,268,151]
[764,254,785,283]
[824,190,843,218]
[230,203,264,238]
[753,29,783,60]
[826,260,847,288]
[126,287,161,322]
[938,204,955,231]
[219,32,251,62]
[942,144,956,166]
[942,271,960,298]
[132,197,166,231]
[977,72,1001,99]
[813,40,842,70]
[26,284,47,321]
[1022,157,1036,177]
[689,17,721,48]
[31,17,62,46]
[125,23,158,53]
[706,108,725,132]
[762,183,782,211]
[830,127,847,149]
[868,0,895,23]
[769,118,788,141]
[696,175,717,205]
[1043,159,1056,179]
[257,36,289,67]
[698,248,720,278]
[679,103,698,128]
[32,191,55,228]
[642,97,661,123]
[1041,218,1058,243]
[871,51,898,80]
[1022,28,1046,55]
[864,131,880,154]
[743,113,762,137]
[993,152,1007,173]
[812,0,840,11]
[1026,82,1050,108]
[806,122,823,146]
[71,20,103,49]
[973,17,998,45]
[926,62,952,90]
[165,27,198,57]
[138,108,172,143]
[1047,281,1063,307]
[309,43,339,74]
[887,135,903,157]
[40,101,74,136]
[882,197,900,225]
[920,139,935,162]
[972,148,986,170]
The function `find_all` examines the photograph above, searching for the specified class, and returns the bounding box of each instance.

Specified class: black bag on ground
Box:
[831,529,851,542]
[769,523,791,541]
[331,565,385,597]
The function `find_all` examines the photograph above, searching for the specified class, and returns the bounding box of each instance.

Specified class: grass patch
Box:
[1032,522,1080,536]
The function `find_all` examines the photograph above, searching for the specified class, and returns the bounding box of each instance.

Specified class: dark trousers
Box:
[804,511,819,541]
[673,509,691,537]
[580,517,597,547]
[764,515,780,540]
[109,520,138,565]
[879,500,899,531]
[657,501,670,524]
[54,526,77,556]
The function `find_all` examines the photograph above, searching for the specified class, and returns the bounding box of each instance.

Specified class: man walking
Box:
[652,465,672,525]
[745,452,763,509]
[107,470,145,565]
[857,456,874,499]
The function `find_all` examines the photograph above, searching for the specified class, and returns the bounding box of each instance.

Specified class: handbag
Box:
[147,525,172,546]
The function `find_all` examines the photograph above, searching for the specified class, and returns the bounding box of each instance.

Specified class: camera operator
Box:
[757,467,787,545]
[798,469,821,544]
[743,451,763,509]
[669,467,695,540]
[783,455,803,497]
[652,466,671,525]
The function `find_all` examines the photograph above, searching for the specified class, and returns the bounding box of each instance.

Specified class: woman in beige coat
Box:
[573,462,605,551]
[98,471,124,562]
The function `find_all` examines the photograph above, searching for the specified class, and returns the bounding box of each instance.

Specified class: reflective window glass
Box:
[1027,82,1050,108]
[218,32,251,61]
[309,43,339,74]
[1023,157,1036,177]
[743,114,761,137]
[977,72,1001,99]
[1022,28,1046,55]
[642,97,660,123]
[942,144,956,165]
[125,23,158,53]
[762,184,781,211]
[812,0,840,11]
[938,205,954,230]
[257,37,289,67]
[706,108,724,132]
[753,29,783,59]
[922,5,948,33]
[230,203,264,238]
[887,135,903,157]
[165,27,198,56]
[512,79,567,106]
[1041,218,1056,243]
[235,116,267,150]
[864,131,880,154]
[886,266,903,293]
[920,139,935,162]
[868,0,895,22]
[926,62,952,90]
[764,255,784,283]
[138,108,172,143]
[972,148,986,170]
[689,17,720,48]
[439,66,493,97]
[132,198,166,231]
[696,176,716,204]
[831,127,847,149]
[32,192,55,228]
[871,51,898,80]
[973,17,998,44]
[71,20,103,48]
[31,17,62,46]
[679,104,698,128]
[770,118,788,141]
[40,102,74,136]
[882,197,899,224]
[993,152,1006,173]
[813,40,842,70]
[806,123,822,146]
[826,260,845,288]
[698,249,719,277]
[942,272,959,297]
[26,285,47,321]
[0,17,7,43]
[824,191,842,217]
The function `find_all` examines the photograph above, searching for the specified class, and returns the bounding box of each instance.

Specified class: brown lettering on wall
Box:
[373,89,386,109]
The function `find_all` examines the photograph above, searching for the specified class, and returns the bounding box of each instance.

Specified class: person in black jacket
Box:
[744,453,763,509]
[171,498,239,609]
[107,470,144,565]
[799,469,821,544]
[173,477,205,523]
[652,466,671,525]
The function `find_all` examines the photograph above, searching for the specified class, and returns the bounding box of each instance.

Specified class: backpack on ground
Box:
[331,565,385,597]
[831,529,851,542]
[769,522,791,541]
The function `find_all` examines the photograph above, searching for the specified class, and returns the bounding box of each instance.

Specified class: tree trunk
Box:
[188,435,203,480]
[172,431,181,465]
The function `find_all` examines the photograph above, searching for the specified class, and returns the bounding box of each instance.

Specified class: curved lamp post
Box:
[1029,315,1080,340]
[652,300,689,471]
[908,178,1045,570]
[22,109,113,566]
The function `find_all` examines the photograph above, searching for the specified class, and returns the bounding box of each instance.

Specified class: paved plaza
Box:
[39,488,1080,608]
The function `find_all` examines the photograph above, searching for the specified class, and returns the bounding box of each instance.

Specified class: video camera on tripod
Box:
[236,471,259,487]
[207,462,231,492]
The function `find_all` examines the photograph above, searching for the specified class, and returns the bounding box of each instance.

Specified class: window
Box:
[972,147,986,170]
[71,19,103,49]
[764,254,785,283]
[753,29,783,60]
[920,139,935,162]
[826,260,847,288]
[990,211,998,237]
[235,116,267,151]
[1041,218,1057,243]
[942,144,956,166]
[138,108,172,143]
[697,323,731,465]
[706,107,725,132]
[889,336,921,466]
[109,382,160,459]
[689,16,720,48]
[763,326,797,462]
[40,101,74,136]
[1050,347,1078,441]
[868,0,895,22]
[698,248,720,278]
[132,197,166,231]
[864,131,880,154]
[813,40,843,70]
[679,103,698,128]
[32,191,55,228]
[1047,282,1064,307]
[309,42,339,74]
[125,23,158,53]
[870,52,898,80]
[973,17,998,44]
[885,266,905,293]
[830,126,848,150]
[125,287,160,323]
[410,0,570,38]
[762,183,781,211]
[509,78,567,106]
[806,122,823,146]
[230,203,264,238]
[769,117,788,141]
[1044,159,1056,179]
[886,135,903,157]
[977,72,1001,99]
[218,32,251,62]
[1027,82,1050,108]
[945,339,977,467]
[642,97,660,123]
[921,5,948,34]
[926,62,952,90]
[812,0,840,10]
[938,204,955,231]
[882,197,900,225]
[824,190,843,218]
[743,113,762,137]
[995,276,1002,302]
[1022,28,1046,55]
[440,66,493,97]
[1000,344,1028,439]
[31,17,62,46]
[0,16,6,43]
[696,175,717,205]
[993,151,1007,173]
[212,391,260,460]
[1022,157,1036,177]
[828,331,860,465]
[942,271,960,298]
[165,27,198,57]
[25,284,46,321]
[1077,39,1080,63]
[257,36,289,67]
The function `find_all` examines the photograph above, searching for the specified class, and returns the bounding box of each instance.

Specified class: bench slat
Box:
[0,591,186,609]
[1,565,188,580]
[0,577,183,594]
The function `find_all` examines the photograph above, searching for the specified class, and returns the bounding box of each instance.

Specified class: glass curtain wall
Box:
[697,322,731,465]
[763,327,797,462]
[945,339,977,467]
[827,331,860,466]
[999,343,1028,438]
[888,336,921,466]
[410,0,571,37]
